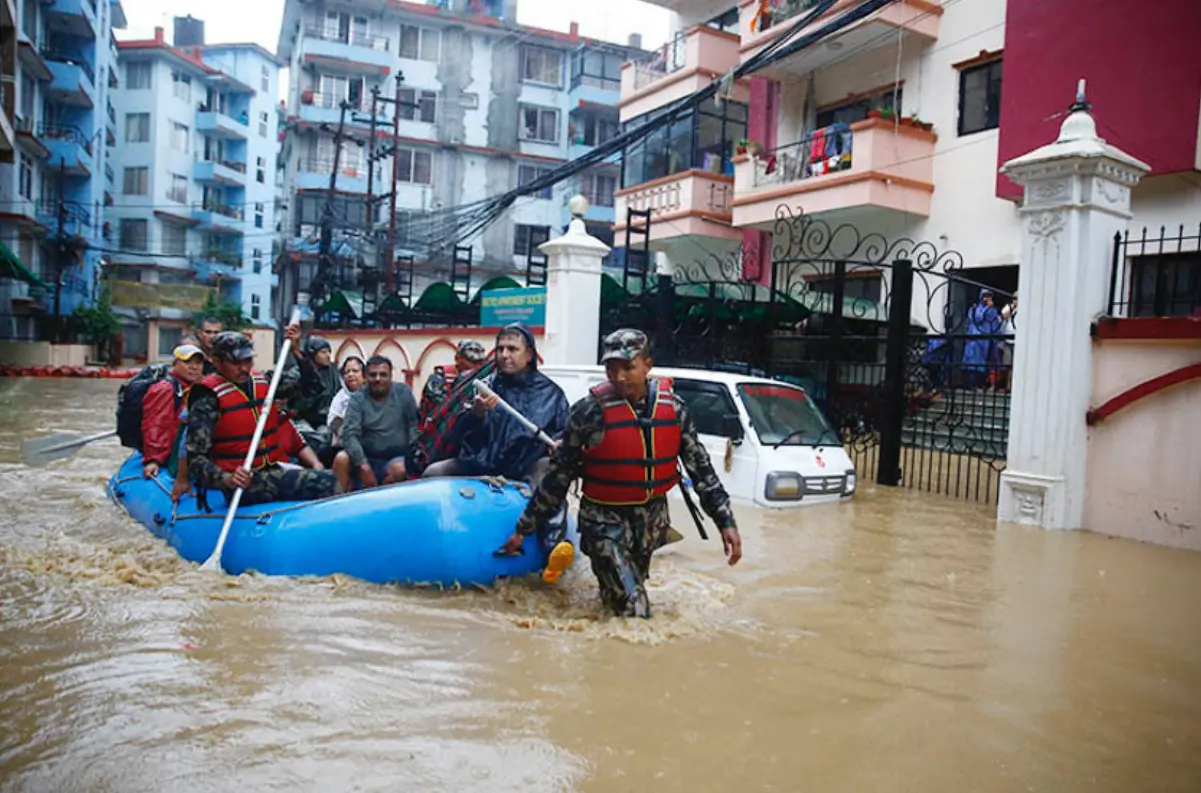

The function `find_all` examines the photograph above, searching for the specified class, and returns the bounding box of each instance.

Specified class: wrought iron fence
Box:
[1108,224,1201,318]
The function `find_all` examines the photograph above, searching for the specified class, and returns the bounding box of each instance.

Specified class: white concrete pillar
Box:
[539,195,611,366]
[996,84,1150,530]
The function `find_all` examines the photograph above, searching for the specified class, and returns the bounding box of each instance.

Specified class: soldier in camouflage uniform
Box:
[500,329,743,618]
[186,329,339,506]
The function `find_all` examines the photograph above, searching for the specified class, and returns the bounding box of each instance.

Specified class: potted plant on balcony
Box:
[301,88,315,105]
[736,138,762,156]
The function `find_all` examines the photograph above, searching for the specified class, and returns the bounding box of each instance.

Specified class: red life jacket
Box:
[581,378,682,506]
[199,372,288,473]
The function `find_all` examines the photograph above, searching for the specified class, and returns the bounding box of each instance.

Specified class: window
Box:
[161,222,187,256]
[571,109,619,146]
[251,294,261,320]
[170,122,189,153]
[1130,252,1201,318]
[256,156,266,184]
[621,97,747,188]
[127,62,151,90]
[958,58,1002,136]
[253,248,263,274]
[254,202,264,229]
[158,326,183,357]
[521,46,563,86]
[815,85,902,129]
[395,146,433,184]
[514,224,551,257]
[126,112,150,142]
[673,380,738,437]
[581,171,616,207]
[520,105,559,144]
[259,112,269,137]
[571,49,624,92]
[518,164,554,199]
[167,173,188,204]
[120,219,148,251]
[399,88,437,123]
[261,65,270,92]
[736,383,837,447]
[172,71,191,102]
[123,167,149,196]
[399,24,439,62]
[18,154,33,201]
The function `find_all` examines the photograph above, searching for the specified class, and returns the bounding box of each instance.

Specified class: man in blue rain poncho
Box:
[423,323,573,583]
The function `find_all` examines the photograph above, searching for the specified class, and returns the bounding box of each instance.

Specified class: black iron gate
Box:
[601,206,1015,504]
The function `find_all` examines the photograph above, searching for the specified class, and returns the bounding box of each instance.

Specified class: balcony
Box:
[296,91,382,127]
[296,157,370,194]
[17,37,53,82]
[614,170,743,252]
[619,27,746,123]
[44,51,95,107]
[45,0,97,40]
[569,71,621,110]
[196,108,249,140]
[732,117,936,227]
[739,0,941,80]
[195,158,248,186]
[301,26,392,75]
[35,199,91,238]
[14,116,49,159]
[192,251,243,283]
[191,202,245,235]
[39,123,94,176]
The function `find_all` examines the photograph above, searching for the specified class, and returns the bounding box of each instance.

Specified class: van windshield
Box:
[737,383,839,447]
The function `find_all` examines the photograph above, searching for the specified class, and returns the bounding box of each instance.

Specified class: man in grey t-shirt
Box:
[334,356,419,491]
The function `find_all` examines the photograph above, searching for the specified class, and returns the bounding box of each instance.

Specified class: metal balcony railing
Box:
[41,49,95,85]
[196,202,244,221]
[303,26,391,52]
[38,123,94,156]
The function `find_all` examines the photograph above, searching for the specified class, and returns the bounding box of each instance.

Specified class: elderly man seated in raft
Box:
[422,323,573,583]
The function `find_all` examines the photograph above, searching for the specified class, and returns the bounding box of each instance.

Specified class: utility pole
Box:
[316,100,358,316]
[361,72,417,301]
[52,159,66,343]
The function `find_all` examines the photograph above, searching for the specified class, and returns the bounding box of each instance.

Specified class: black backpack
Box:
[115,364,176,449]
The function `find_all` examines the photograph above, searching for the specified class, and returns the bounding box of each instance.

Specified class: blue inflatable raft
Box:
[106,453,573,587]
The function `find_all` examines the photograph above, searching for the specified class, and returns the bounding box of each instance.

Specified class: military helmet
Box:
[210,331,255,362]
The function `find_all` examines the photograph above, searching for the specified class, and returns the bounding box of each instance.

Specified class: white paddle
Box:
[473,379,557,450]
[22,429,118,466]
[200,310,301,573]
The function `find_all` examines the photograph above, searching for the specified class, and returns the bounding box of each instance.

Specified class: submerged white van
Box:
[540,365,857,509]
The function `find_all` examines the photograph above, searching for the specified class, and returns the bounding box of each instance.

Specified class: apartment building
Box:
[615,0,1201,321]
[0,0,125,341]
[274,0,642,325]
[108,20,282,357]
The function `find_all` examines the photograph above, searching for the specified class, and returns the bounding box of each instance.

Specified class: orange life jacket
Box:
[199,372,288,473]
[581,378,682,506]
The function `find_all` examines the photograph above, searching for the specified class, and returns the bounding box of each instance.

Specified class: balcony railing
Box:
[39,123,94,156]
[1108,224,1201,318]
[751,123,854,188]
[300,156,368,179]
[36,199,91,228]
[752,0,821,33]
[196,202,244,221]
[632,33,686,91]
[41,49,95,85]
[303,26,391,52]
[194,250,242,268]
[299,91,374,114]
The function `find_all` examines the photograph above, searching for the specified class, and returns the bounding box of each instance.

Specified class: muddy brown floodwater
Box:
[1,377,1200,792]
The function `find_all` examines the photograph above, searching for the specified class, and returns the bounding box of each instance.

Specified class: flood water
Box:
[1,377,1200,792]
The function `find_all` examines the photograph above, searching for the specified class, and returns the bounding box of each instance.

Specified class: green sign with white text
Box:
[479,287,547,327]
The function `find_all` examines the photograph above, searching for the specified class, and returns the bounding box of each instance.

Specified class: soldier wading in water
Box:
[500,329,743,617]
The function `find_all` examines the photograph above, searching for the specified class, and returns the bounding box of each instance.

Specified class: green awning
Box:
[324,289,364,319]
[0,242,51,292]
[413,282,468,312]
[471,275,523,303]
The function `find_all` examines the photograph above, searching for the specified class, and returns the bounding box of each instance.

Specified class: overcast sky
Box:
[118,0,674,65]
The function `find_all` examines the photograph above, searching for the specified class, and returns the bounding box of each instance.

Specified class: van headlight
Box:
[765,471,804,501]
[842,469,857,496]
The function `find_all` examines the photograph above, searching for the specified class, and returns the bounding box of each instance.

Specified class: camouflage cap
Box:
[456,339,488,363]
[600,328,651,363]
[210,331,255,362]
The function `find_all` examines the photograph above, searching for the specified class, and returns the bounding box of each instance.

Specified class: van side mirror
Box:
[721,413,744,443]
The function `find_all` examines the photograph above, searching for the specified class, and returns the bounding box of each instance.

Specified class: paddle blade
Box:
[22,433,96,467]
[198,555,223,573]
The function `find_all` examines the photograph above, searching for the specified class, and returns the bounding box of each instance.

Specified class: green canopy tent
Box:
[470,275,523,304]
[323,289,364,319]
[0,242,52,295]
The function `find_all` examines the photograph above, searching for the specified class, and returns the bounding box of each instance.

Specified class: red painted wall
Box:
[997,0,1201,198]
[745,77,779,284]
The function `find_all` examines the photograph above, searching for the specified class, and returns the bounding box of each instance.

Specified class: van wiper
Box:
[774,428,839,450]
[773,430,808,450]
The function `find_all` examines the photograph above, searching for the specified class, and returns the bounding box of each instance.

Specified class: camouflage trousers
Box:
[237,465,339,506]
[578,497,672,619]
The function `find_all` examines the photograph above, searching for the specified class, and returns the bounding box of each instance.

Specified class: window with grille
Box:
[520,105,559,144]
[514,224,551,257]
[120,219,148,251]
[126,113,150,142]
[518,164,554,200]
[521,46,563,86]
[161,221,187,255]
[399,89,437,123]
[123,167,149,196]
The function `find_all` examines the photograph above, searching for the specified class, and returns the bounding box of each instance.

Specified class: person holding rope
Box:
[499,329,743,618]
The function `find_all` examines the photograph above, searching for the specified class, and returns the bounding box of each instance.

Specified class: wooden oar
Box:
[22,430,118,467]
[200,310,301,573]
